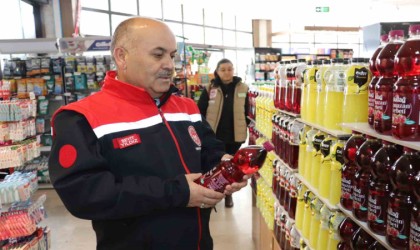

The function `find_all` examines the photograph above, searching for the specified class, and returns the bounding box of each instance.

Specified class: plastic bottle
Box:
[342,57,372,132]
[368,140,403,235]
[287,174,298,219]
[303,128,318,181]
[387,147,420,249]
[340,132,365,210]
[324,58,345,130]
[374,30,405,135]
[351,228,375,250]
[315,59,331,126]
[353,135,382,221]
[298,125,310,178]
[292,59,307,114]
[310,131,326,189]
[328,211,346,250]
[329,138,346,205]
[410,171,420,249]
[279,61,289,110]
[368,34,389,127]
[289,120,303,169]
[318,135,337,198]
[302,190,314,239]
[304,60,320,123]
[300,60,311,120]
[286,60,298,112]
[308,198,323,248]
[295,183,307,231]
[339,217,360,244]
[392,24,420,141]
[317,204,332,250]
[195,145,267,192]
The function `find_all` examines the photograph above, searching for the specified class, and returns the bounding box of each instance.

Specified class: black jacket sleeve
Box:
[197,88,209,118]
[48,111,190,221]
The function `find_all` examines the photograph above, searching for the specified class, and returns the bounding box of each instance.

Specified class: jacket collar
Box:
[102,71,178,106]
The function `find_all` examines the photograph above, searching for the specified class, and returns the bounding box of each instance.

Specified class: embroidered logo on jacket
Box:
[113,134,141,149]
[188,126,201,147]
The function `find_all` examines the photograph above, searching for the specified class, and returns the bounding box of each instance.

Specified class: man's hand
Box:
[220,154,250,195]
[185,173,225,209]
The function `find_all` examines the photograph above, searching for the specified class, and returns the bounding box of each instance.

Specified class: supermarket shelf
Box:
[276,109,301,118]
[40,146,51,152]
[296,118,351,138]
[275,155,299,174]
[338,204,394,250]
[295,228,314,250]
[38,183,54,189]
[295,174,339,211]
[342,122,420,151]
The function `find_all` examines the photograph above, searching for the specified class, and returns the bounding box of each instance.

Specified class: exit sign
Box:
[316,6,330,12]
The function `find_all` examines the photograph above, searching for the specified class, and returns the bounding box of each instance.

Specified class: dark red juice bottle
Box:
[285,60,297,111]
[292,59,306,114]
[288,120,302,169]
[280,61,290,111]
[410,171,420,250]
[368,140,403,235]
[367,241,387,250]
[278,164,287,206]
[387,147,420,249]
[272,159,279,194]
[339,217,360,243]
[341,132,366,210]
[392,25,420,141]
[353,135,382,221]
[374,30,405,135]
[283,170,291,212]
[287,174,298,219]
[369,34,389,127]
[351,228,375,250]
[195,145,267,192]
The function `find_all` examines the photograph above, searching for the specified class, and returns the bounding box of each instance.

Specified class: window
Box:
[236,15,251,32]
[110,0,137,15]
[184,25,204,44]
[223,14,235,30]
[166,22,183,39]
[81,0,109,11]
[183,5,202,24]
[80,10,110,36]
[236,32,253,48]
[162,0,182,21]
[111,15,132,35]
[205,28,222,46]
[223,30,236,47]
[204,9,221,28]
[139,0,162,19]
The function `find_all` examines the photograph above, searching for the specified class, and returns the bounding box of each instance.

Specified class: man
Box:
[48,17,248,250]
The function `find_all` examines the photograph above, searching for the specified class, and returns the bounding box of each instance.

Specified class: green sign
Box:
[316,6,330,12]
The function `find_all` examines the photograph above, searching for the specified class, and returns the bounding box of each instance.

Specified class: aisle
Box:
[37,184,255,250]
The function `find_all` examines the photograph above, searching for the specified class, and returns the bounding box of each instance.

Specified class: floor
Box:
[37,184,256,250]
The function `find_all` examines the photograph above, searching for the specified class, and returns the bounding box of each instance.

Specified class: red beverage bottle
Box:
[392,25,420,141]
[374,30,405,135]
[288,120,303,169]
[279,212,287,247]
[368,140,403,235]
[274,63,281,109]
[337,242,352,250]
[292,59,306,114]
[279,61,290,110]
[287,174,298,219]
[285,119,294,166]
[367,241,387,250]
[387,147,420,249]
[272,114,279,152]
[351,228,375,250]
[195,145,267,192]
[339,217,360,243]
[272,159,279,194]
[283,170,291,212]
[286,60,297,111]
[353,135,382,221]
[341,132,366,210]
[410,171,420,250]
[278,164,287,206]
[368,34,389,127]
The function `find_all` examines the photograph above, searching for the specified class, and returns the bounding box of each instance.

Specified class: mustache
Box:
[157,71,173,78]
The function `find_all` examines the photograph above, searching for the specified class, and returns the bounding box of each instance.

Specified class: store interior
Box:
[1,0,420,249]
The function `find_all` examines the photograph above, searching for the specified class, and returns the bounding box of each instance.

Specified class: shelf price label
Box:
[315,6,330,12]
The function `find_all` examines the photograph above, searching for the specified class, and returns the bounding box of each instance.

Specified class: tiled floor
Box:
[37,184,256,250]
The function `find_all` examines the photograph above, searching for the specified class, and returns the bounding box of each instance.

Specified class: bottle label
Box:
[368,88,375,117]
[206,172,230,191]
[335,145,344,164]
[352,185,368,211]
[341,177,352,200]
[346,66,370,94]
[368,192,387,224]
[392,93,419,128]
[374,89,393,122]
[387,207,409,241]
[410,219,420,249]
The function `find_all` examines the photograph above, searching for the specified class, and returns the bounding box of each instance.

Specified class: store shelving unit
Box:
[297,118,351,138]
[276,109,300,118]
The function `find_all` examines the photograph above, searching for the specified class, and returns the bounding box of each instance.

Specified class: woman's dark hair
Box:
[214,58,233,79]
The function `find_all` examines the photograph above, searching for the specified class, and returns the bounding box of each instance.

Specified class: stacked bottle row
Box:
[340,132,420,249]
[250,83,276,139]
[368,25,420,141]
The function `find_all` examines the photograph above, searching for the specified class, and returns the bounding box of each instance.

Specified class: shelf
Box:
[296,118,351,138]
[338,204,394,250]
[341,123,420,151]
[40,146,51,152]
[38,183,54,189]
[276,109,301,118]
[295,174,339,211]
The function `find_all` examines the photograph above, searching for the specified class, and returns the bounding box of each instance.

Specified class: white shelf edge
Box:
[38,183,54,189]
[276,109,301,118]
[341,122,420,151]
[295,173,339,211]
[40,146,51,152]
[337,204,394,250]
[296,118,351,138]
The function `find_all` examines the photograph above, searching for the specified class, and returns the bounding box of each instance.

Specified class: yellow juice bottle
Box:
[315,59,331,126]
[342,58,372,133]
[266,84,275,139]
[255,84,263,131]
[310,131,326,189]
[309,198,323,248]
[305,61,319,123]
[295,183,307,231]
[298,125,310,177]
[323,59,347,130]
[317,205,332,250]
[329,139,346,205]
[302,190,314,239]
[300,63,310,120]
[327,211,346,250]
[303,128,318,181]
[319,136,337,198]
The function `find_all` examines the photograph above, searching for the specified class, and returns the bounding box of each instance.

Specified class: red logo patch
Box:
[113,134,141,149]
[188,126,201,146]
[59,144,77,168]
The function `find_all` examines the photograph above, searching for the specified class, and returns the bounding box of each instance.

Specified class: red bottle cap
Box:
[380,34,389,43]
[409,24,420,35]
[388,30,404,39]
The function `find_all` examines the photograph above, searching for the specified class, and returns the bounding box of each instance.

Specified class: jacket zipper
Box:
[158,108,202,250]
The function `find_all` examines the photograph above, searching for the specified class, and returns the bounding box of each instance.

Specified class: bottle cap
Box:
[409,24,420,35]
[298,59,306,63]
[388,29,404,39]
[323,59,331,65]
[380,34,389,43]
[291,59,298,63]
[307,60,313,66]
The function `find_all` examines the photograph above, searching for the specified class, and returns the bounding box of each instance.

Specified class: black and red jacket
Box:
[48,71,225,250]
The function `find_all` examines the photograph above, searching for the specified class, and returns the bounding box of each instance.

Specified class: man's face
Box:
[217,63,234,83]
[124,26,177,98]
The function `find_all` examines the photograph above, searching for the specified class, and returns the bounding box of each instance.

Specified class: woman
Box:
[198,58,250,208]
